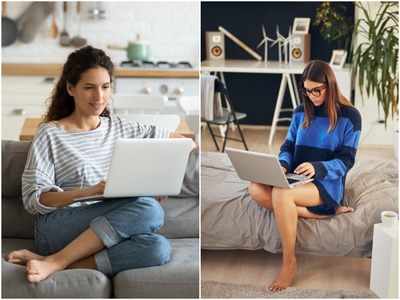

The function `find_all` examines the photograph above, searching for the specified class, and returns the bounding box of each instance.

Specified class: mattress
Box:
[201,152,398,257]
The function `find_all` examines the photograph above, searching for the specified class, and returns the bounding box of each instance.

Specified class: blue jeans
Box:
[33,197,171,276]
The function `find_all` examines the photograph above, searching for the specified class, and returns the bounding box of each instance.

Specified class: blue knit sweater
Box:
[278,103,362,215]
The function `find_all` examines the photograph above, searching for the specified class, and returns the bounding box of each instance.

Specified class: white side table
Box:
[370,222,399,298]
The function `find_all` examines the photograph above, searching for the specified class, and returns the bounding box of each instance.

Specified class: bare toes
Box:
[336,206,354,214]
[27,273,41,283]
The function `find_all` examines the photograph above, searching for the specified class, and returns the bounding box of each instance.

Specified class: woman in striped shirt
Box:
[6,46,182,282]
[248,60,361,292]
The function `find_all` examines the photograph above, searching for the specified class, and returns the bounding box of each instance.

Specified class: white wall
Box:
[2,1,200,66]
[354,2,396,146]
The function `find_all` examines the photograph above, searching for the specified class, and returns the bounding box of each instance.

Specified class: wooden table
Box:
[20,117,194,141]
[202,59,352,146]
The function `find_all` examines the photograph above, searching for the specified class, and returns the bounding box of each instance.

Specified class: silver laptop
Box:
[225,147,313,188]
[75,138,194,201]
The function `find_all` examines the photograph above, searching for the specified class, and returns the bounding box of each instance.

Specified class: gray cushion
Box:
[2,141,35,239]
[2,197,34,239]
[113,238,199,298]
[2,239,111,298]
[2,140,31,198]
[160,197,198,238]
[2,238,35,255]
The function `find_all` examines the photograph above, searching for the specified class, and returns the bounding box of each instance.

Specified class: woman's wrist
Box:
[72,187,93,201]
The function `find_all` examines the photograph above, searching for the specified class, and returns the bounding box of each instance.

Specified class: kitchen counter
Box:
[20,117,195,141]
[2,63,199,78]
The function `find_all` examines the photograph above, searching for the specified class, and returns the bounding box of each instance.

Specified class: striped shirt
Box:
[22,115,170,215]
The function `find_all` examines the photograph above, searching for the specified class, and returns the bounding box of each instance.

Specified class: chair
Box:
[202,77,248,152]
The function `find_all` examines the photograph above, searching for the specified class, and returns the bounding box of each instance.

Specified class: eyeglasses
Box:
[302,85,326,97]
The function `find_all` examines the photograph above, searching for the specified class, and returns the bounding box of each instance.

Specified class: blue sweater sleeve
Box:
[278,111,300,171]
[311,111,361,180]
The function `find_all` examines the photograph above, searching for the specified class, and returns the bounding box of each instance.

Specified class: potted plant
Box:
[352,1,399,127]
[313,2,354,60]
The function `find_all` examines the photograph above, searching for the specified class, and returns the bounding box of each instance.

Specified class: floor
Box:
[200,124,395,291]
[202,250,372,290]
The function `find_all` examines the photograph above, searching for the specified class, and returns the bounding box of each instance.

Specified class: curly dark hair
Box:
[44,46,114,122]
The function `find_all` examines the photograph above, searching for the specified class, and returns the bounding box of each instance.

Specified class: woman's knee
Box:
[128,197,165,228]
[103,197,165,234]
[248,182,272,209]
[143,234,171,266]
[135,197,164,216]
[271,187,293,208]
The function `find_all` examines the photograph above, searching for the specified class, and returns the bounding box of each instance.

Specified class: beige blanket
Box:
[201,152,398,257]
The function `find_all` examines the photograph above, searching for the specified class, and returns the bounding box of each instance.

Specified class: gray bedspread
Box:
[201,152,398,257]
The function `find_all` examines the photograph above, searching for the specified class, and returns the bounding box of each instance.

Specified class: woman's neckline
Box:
[52,117,103,134]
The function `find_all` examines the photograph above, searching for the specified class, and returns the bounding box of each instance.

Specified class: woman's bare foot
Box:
[336,206,354,215]
[6,249,44,265]
[268,257,297,293]
[26,257,66,283]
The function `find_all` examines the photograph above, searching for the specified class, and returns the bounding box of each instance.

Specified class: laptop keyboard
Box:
[287,178,299,184]
[286,173,309,184]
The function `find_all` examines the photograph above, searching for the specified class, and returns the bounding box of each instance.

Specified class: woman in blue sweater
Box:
[249,60,361,292]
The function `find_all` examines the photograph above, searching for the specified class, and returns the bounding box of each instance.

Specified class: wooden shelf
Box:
[2,63,199,78]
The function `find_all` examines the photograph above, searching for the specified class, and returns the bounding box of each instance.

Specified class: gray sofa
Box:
[2,140,199,298]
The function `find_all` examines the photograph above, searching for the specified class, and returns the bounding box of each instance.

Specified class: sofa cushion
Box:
[113,238,199,298]
[2,141,31,198]
[2,197,34,239]
[160,197,198,238]
[2,239,111,298]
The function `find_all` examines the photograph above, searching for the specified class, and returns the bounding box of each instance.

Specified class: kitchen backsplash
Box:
[2,1,200,66]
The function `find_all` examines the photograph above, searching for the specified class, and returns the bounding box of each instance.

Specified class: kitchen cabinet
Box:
[114,77,199,115]
[2,76,56,140]
[2,75,200,140]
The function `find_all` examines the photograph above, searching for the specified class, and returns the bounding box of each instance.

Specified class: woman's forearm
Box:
[39,188,93,208]
[39,181,105,209]
[39,189,90,208]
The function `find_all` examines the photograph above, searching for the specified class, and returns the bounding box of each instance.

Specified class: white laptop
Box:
[225,147,313,188]
[75,138,194,201]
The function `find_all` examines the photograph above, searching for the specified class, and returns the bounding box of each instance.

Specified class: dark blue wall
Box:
[201,1,354,125]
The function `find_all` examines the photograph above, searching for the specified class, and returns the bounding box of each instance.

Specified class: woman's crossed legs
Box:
[248,182,353,292]
[7,197,171,282]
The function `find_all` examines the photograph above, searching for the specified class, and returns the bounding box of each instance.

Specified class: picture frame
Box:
[292,18,310,34]
[329,49,347,69]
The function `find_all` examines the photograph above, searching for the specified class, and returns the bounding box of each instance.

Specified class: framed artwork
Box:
[329,50,347,69]
[293,18,310,34]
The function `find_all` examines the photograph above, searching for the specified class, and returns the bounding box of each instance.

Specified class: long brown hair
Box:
[301,60,352,131]
[44,46,114,122]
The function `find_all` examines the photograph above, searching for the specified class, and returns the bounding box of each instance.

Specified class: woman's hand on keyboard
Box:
[86,180,106,196]
[294,162,315,178]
